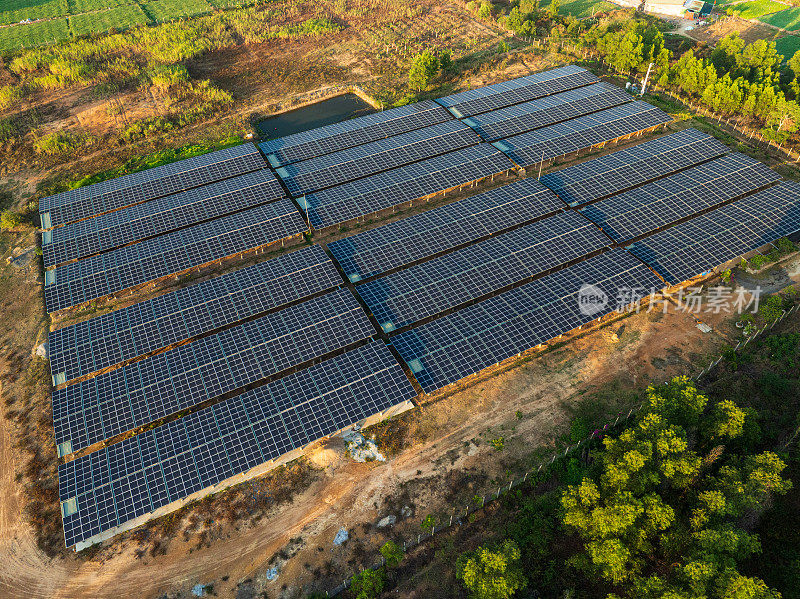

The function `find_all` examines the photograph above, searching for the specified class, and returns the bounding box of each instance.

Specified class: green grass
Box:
[775,33,800,59]
[0,0,69,25]
[68,0,132,11]
[140,0,214,21]
[0,16,70,50]
[69,4,151,36]
[538,0,619,17]
[727,0,787,20]
[760,6,800,30]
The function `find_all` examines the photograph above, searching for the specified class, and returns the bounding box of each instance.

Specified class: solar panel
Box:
[52,288,375,455]
[259,100,452,167]
[49,245,341,385]
[40,144,267,229]
[628,181,800,284]
[540,128,730,207]
[299,143,513,229]
[327,177,564,282]
[580,152,781,243]
[43,201,307,313]
[435,65,598,118]
[492,101,672,168]
[462,82,632,142]
[42,170,285,268]
[58,340,416,548]
[357,211,611,332]
[276,120,481,196]
[392,248,663,392]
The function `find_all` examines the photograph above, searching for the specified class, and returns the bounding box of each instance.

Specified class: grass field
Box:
[760,6,800,30]
[207,0,255,6]
[140,0,214,21]
[0,16,70,50]
[726,0,787,19]
[538,0,619,18]
[775,33,800,58]
[0,0,68,26]
[69,3,150,36]
[68,0,131,11]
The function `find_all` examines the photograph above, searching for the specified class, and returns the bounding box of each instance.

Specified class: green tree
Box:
[1,210,22,230]
[350,568,386,599]
[547,0,560,18]
[561,377,791,599]
[408,50,440,91]
[379,540,404,569]
[456,540,527,599]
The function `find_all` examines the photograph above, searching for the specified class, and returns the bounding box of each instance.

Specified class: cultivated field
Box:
[726,0,786,20]
[761,5,800,30]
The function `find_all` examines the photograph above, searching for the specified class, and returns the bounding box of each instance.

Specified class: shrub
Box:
[350,568,386,599]
[456,540,527,599]
[379,540,404,568]
[759,294,784,322]
[0,85,27,110]
[489,436,505,451]
[33,130,92,156]
[1,210,23,230]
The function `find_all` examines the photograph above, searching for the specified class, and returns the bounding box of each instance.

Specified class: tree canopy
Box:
[561,377,791,599]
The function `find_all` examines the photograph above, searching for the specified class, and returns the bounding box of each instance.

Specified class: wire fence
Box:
[321,304,799,596]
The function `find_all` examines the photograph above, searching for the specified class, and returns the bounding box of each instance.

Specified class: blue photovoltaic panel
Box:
[327,177,564,282]
[39,143,267,229]
[49,245,341,385]
[628,181,800,285]
[52,288,375,454]
[493,101,672,168]
[42,170,285,268]
[435,65,598,118]
[540,128,730,207]
[357,211,611,332]
[300,144,513,229]
[392,248,663,392]
[259,100,452,167]
[58,340,417,548]
[276,120,481,196]
[43,200,307,313]
[580,152,781,243]
[462,82,632,142]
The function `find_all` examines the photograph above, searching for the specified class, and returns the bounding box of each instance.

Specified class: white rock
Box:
[35,342,48,358]
[377,515,396,528]
[265,567,278,581]
[400,505,413,519]
[333,527,349,546]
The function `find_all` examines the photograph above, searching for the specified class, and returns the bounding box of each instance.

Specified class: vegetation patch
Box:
[0,0,68,26]
[140,0,215,23]
[69,4,152,37]
[726,0,786,20]
[760,6,800,30]
[0,18,71,51]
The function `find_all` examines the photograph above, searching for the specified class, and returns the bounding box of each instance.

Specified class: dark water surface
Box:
[255,93,376,140]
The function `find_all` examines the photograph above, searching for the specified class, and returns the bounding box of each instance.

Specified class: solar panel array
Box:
[493,101,672,168]
[276,120,481,196]
[327,177,564,282]
[357,211,611,332]
[540,129,730,207]
[59,340,417,548]
[392,249,664,392]
[53,288,375,455]
[628,181,800,284]
[40,144,267,229]
[435,65,598,118]
[42,170,285,268]
[462,82,632,142]
[44,200,307,313]
[299,144,512,229]
[580,153,782,243]
[259,100,452,167]
[49,246,341,385]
